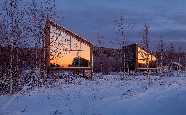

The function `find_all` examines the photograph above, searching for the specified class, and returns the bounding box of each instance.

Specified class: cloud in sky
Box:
[56,0,186,49]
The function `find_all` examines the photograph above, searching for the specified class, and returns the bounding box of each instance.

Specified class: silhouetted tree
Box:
[0,0,57,94]
[114,16,133,75]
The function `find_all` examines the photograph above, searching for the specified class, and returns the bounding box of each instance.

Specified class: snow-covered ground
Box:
[0,72,186,115]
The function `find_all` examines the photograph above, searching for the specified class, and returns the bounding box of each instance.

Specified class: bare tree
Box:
[142,24,150,50]
[95,32,105,73]
[168,42,175,67]
[157,39,165,73]
[95,32,105,48]
[114,16,133,76]
[141,24,152,86]
[0,0,57,94]
[0,0,23,94]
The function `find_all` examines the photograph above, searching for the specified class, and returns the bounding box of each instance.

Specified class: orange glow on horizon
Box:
[50,46,91,67]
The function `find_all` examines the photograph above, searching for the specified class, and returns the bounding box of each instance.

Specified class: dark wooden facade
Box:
[93,44,157,73]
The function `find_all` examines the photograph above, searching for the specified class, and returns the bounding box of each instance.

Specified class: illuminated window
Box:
[137,47,156,64]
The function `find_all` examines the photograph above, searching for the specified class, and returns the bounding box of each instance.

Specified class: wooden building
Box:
[126,44,157,71]
[93,43,157,73]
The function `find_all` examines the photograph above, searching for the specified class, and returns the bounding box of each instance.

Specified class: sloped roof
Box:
[47,20,93,47]
[129,43,155,55]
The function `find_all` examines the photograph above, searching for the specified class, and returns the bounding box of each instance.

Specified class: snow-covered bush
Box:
[20,68,46,90]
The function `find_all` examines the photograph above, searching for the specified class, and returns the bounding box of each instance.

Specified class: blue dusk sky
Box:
[56,0,186,49]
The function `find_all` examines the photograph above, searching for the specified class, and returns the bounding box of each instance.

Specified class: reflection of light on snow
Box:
[49,26,91,67]
[137,47,156,64]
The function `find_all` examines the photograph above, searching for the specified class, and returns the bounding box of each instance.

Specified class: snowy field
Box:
[1,72,186,115]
